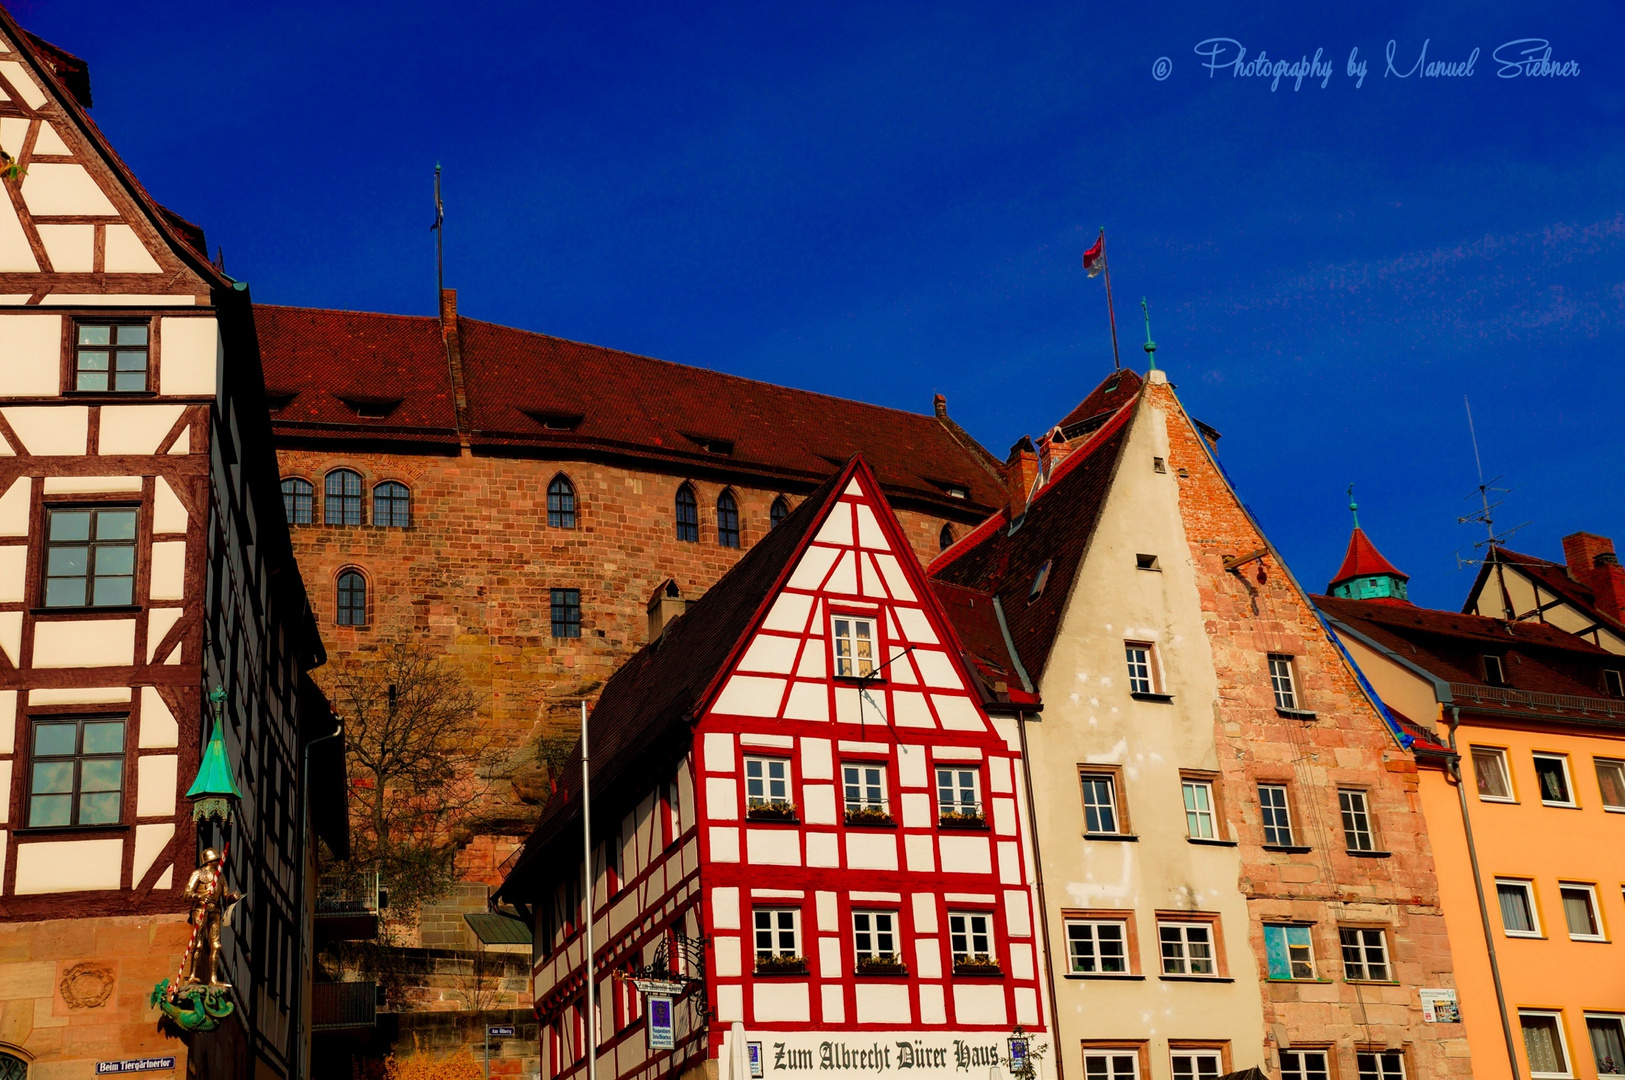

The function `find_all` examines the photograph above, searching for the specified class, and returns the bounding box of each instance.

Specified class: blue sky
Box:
[21,1,1623,606]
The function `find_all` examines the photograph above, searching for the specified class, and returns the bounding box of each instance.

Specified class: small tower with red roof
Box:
[1327,488,1410,602]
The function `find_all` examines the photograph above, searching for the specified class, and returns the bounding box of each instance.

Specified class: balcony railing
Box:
[315,872,382,942]
[1450,682,1625,719]
[311,981,378,1031]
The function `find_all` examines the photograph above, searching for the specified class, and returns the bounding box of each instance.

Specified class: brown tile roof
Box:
[929,580,1039,708]
[255,304,1005,513]
[1054,367,1142,437]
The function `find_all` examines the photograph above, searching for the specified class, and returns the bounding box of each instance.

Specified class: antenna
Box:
[431,163,445,302]
[1453,398,1530,622]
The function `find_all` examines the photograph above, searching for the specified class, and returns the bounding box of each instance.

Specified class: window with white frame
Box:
[1157,921,1215,976]
[948,911,995,967]
[754,908,800,960]
[1534,754,1575,806]
[1065,918,1129,974]
[1172,1051,1224,1080]
[1182,779,1216,839]
[1587,1015,1625,1078]
[744,757,791,809]
[832,614,877,678]
[1560,883,1604,941]
[1259,783,1295,846]
[842,762,888,816]
[852,910,898,962]
[1522,1011,1573,1079]
[1338,788,1377,852]
[1497,879,1541,937]
[1263,924,1315,980]
[1473,747,1514,801]
[1339,926,1391,981]
[1269,654,1298,710]
[1280,1050,1330,1080]
[1357,1051,1406,1080]
[1125,642,1157,694]
[1080,772,1122,835]
[1083,1053,1139,1080]
[1595,759,1625,811]
[936,766,982,820]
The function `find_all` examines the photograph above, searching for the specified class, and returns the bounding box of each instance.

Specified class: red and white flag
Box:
[1082,234,1105,277]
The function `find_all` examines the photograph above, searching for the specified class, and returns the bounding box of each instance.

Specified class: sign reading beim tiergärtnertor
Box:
[96,1057,177,1074]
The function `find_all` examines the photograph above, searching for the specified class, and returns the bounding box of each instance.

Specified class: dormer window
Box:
[1483,655,1507,686]
[338,396,403,420]
[522,411,584,431]
[1605,670,1623,697]
[685,434,734,456]
[1028,560,1052,602]
[947,486,968,500]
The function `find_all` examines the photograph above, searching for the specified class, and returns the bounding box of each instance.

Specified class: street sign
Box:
[631,977,687,997]
[648,995,675,1050]
[487,1026,516,1038]
[96,1059,177,1074]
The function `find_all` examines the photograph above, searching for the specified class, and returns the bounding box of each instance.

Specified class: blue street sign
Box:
[96,1058,177,1074]
[487,1026,516,1038]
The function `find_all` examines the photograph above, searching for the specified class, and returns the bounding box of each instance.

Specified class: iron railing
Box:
[1450,682,1625,719]
[311,981,378,1030]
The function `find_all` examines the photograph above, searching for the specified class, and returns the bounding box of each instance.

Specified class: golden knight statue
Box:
[180,848,241,990]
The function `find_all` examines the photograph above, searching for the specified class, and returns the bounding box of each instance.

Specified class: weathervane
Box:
[1140,297,1157,371]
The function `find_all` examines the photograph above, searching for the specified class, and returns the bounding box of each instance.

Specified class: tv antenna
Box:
[1453,397,1528,621]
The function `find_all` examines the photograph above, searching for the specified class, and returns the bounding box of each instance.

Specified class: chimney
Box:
[439,288,471,445]
[647,580,689,642]
[1005,436,1040,518]
[933,394,949,420]
[1043,429,1073,471]
[1563,532,1625,623]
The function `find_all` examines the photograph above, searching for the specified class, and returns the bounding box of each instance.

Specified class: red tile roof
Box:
[1054,367,1142,436]
[929,580,1040,708]
[255,304,1005,514]
[1329,528,1408,589]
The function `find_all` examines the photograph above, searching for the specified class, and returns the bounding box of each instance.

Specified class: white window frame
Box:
[832,614,878,678]
[936,765,982,817]
[1584,1013,1625,1078]
[1083,1053,1140,1080]
[1264,924,1316,980]
[1125,641,1158,695]
[842,761,888,814]
[1472,746,1515,802]
[1279,1049,1331,1080]
[1064,918,1130,975]
[1339,926,1391,981]
[1171,1050,1225,1080]
[1484,654,1507,685]
[1497,878,1543,938]
[1080,771,1122,835]
[744,756,792,808]
[1182,779,1216,840]
[1356,1050,1407,1080]
[1268,654,1298,710]
[1559,882,1606,942]
[1259,783,1294,846]
[948,910,995,964]
[753,906,801,960]
[1521,1010,1575,1080]
[1338,788,1377,852]
[852,909,899,961]
[1595,758,1625,812]
[1534,753,1577,807]
[1607,670,1625,698]
[1157,920,1216,976]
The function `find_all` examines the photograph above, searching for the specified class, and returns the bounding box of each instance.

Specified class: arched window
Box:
[548,475,577,529]
[770,496,789,530]
[373,481,410,527]
[324,469,363,525]
[281,477,313,524]
[716,490,740,548]
[675,484,699,543]
[336,569,367,627]
[939,523,955,551]
[0,1049,26,1080]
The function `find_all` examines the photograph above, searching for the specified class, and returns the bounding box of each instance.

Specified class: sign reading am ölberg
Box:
[749,1031,1028,1078]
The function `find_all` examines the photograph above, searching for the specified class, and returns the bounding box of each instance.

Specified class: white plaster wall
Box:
[14,838,123,892]
[0,478,28,534]
[0,315,61,396]
[33,619,136,667]
[157,317,218,396]
[136,754,178,818]
[753,982,810,1022]
[854,983,911,1023]
[102,405,186,457]
[2,406,86,454]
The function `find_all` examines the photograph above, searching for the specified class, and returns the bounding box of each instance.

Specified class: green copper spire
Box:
[186,686,242,822]
[1140,297,1157,372]
[1348,483,1360,530]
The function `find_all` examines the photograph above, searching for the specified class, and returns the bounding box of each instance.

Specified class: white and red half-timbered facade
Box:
[498,455,1049,1080]
[0,15,347,1080]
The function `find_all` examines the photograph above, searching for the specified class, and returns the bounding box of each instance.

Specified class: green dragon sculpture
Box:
[149,978,235,1033]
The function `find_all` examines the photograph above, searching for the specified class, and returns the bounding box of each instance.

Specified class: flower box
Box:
[747,800,798,823]
[938,809,987,829]
[844,805,894,827]
[754,955,808,975]
[855,955,909,976]
[953,954,1003,976]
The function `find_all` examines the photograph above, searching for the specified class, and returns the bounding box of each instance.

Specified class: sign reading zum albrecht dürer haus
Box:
[751,1031,1012,1077]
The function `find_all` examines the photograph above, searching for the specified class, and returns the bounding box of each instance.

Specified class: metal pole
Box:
[484,1026,490,1080]
[1100,228,1121,372]
[434,163,444,299]
[582,701,597,1080]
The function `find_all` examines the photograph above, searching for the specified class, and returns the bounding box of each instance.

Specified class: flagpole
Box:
[433,163,444,300]
[1100,228,1122,372]
[582,700,597,1080]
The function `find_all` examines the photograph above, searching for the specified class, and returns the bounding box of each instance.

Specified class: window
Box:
[281,478,314,524]
[1587,1015,1625,1077]
[1534,754,1575,806]
[1338,788,1376,852]
[1597,759,1625,810]
[663,777,682,846]
[43,507,137,607]
[948,910,994,967]
[1560,884,1604,940]
[547,475,577,529]
[74,321,149,392]
[1607,670,1625,698]
[1125,642,1157,695]
[1263,924,1315,980]
[1182,779,1216,839]
[770,497,789,529]
[1269,655,1298,710]
[852,910,898,962]
[1339,927,1391,981]
[1473,747,1514,801]
[1080,771,1122,835]
[1259,783,1295,846]
[754,908,800,960]
[1357,1053,1405,1080]
[939,524,955,551]
[832,615,876,678]
[1279,1051,1329,1080]
[1083,1053,1139,1080]
[28,717,125,826]
[842,762,888,822]
[1153,456,1168,474]
[716,490,740,548]
[675,484,699,543]
[745,757,791,809]
[1065,918,1129,974]
[1484,654,1507,685]
[336,570,367,627]
[936,766,982,822]
[373,481,410,527]
[1135,553,1160,571]
[551,588,581,638]
[324,469,364,525]
[2,1050,29,1080]
[1029,560,1052,602]
[1496,879,1540,937]
[1157,921,1215,976]
[1522,1012,1572,1079]
[1172,1051,1224,1080]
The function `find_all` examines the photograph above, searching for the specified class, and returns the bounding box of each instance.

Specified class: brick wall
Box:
[1155,378,1470,1077]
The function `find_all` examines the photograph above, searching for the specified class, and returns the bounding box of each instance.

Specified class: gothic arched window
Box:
[770,496,790,530]
[675,484,699,543]
[336,569,368,626]
[548,475,577,529]
[324,469,364,525]
[373,481,410,527]
[281,477,313,524]
[717,491,740,549]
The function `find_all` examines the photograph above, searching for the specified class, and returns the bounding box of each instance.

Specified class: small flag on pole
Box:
[1082,234,1105,277]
